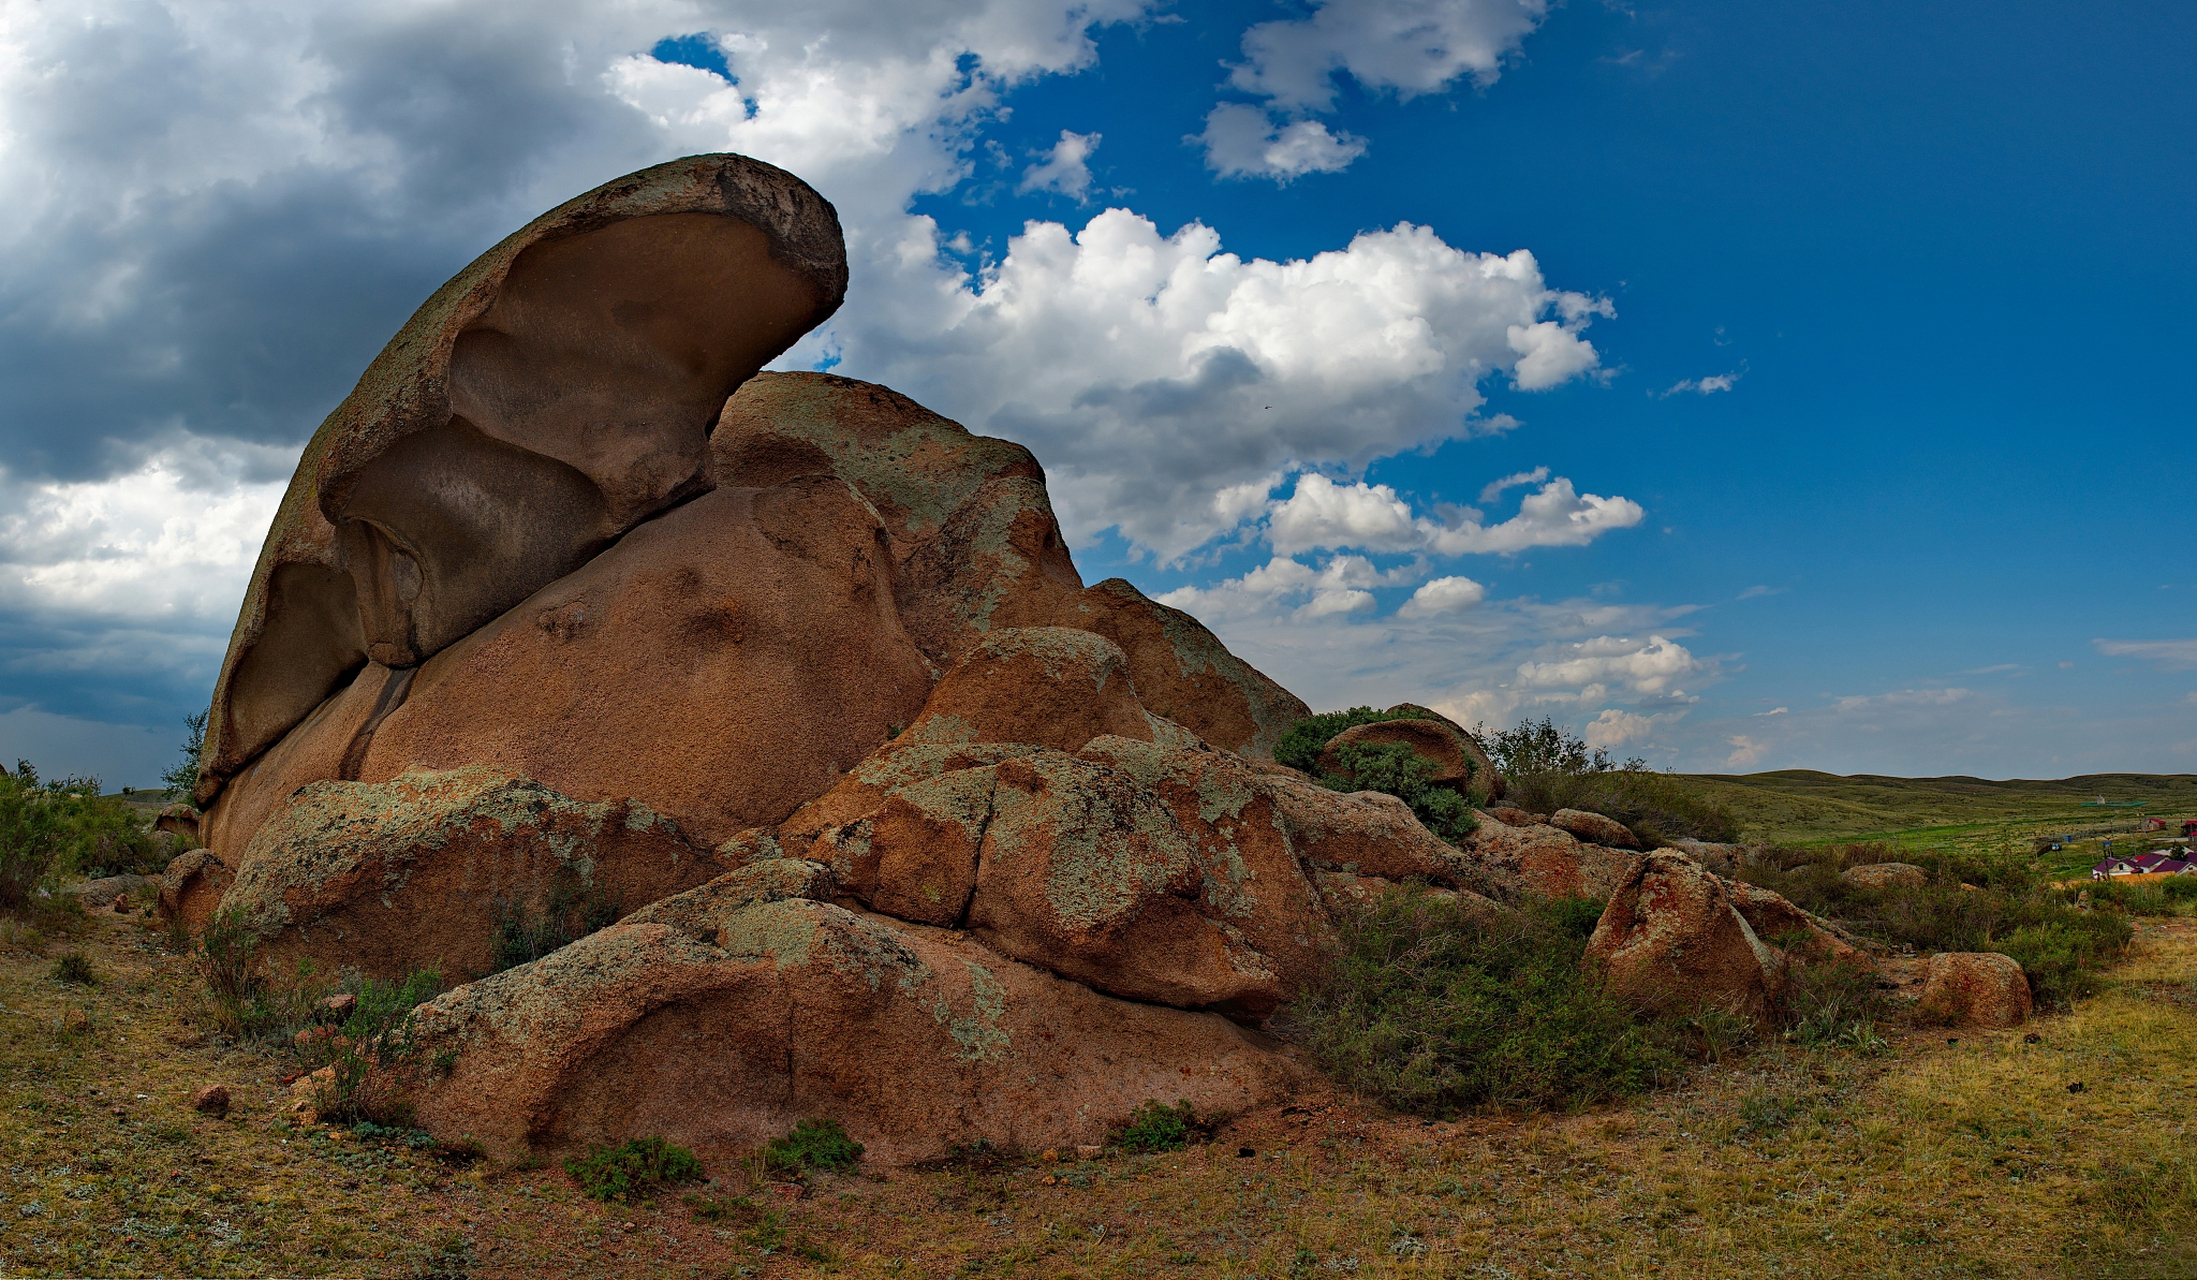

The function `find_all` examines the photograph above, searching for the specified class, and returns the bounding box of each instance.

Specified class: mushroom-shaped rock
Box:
[900,627,1152,754]
[1915,952,2032,1028]
[1381,704,1505,800]
[1549,809,1641,850]
[1586,851,1783,1024]
[408,897,1302,1166]
[203,474,937,857]
[199,153,850,806]
[216,767,733,979]
[1842,862,1929,891]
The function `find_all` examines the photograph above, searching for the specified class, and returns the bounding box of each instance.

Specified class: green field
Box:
[1678,770,2197,877]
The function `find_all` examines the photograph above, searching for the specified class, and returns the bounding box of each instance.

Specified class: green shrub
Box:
[1274,710,1481,843]
[1738,847,2133,1011]
[1274,707,1419,773]
[1291,890,1679,1114]
[1112,1100,1200,1153]
[161,711,207,799]
[296,967,449,1126]
[761,1118,864,1175]
[486,875,620,975]
[1780,959,1888,1050]
[48,951,96,985]
[1546,895,1607,939]
[1319,741,1478,841]
[565,1136,704,1201]
[1478,718,1738,844]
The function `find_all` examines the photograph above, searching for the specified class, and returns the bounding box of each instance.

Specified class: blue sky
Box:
[1,0,2191,786]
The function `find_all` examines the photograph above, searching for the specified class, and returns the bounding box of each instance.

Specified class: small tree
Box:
[162,710,208,798]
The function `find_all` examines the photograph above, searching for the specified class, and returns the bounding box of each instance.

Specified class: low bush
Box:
[1738,846,2133,1010]
[1478,718,1739,845]
[1113,1100,1202,1153]
[486,874,619,975]
[761,1118,864,1175]
[296,968,449,1127]
[1779,959,1889,1051]
[565,1136,704,1201]
[1275,710,1480,842]
[0,763,164,903]
[1291,890,1679,1114]
[48,951,96,986]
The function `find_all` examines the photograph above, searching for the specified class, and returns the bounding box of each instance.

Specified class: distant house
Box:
[2095,853,2197,879]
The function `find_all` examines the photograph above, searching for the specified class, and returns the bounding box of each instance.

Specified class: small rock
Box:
[189,1084,229,1116]
[1841,862,1928,891]
[2067,1081,2085,1094]
[1075,1144,1103,1160]
[322,993,357,1018]
[1916,952,2033,1029]
[1041,1147,1059,1162]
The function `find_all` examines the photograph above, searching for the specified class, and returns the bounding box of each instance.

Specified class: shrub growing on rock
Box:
[1276,711,1480,842]
[1291,889,1678,1114]
[565,1136,704,1201]
[486,875,620,975]
[762,1118,864,1175]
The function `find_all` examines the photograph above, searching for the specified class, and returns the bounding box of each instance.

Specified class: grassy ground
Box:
[3,898,2192,1278]
[1679,770,2197,863]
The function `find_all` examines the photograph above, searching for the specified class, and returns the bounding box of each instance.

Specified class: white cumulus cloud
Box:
[1194,103,1367,181]
[1516,634,1700,695]
[1018,129,1101,199]
[1658,370,1742,397]
[1396,575,1486,618]
[1229,0,1550,111]
[1266,473,1643,557]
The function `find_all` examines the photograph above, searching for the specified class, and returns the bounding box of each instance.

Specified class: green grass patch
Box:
[1112,1100,1202,1153]
[761,1118,864,1175]
[1291,890,1680,1114]
[564,1135,704,1201]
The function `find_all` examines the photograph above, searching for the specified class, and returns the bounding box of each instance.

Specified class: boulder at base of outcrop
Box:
[1842,862,1929,891]
[1549,809,1641,851]
[158,850,233,935]
[1663,839,1742,876]
[1487,806,1545,828]
[1915,952,2032,1028]
[155,803,201,842]
[409,867,1303,1166]
[1456,815,1641,902]
[1722,880,1875,968]
[214,767,734,980]
[64,874,153,911]
[1586,851,1783,1024]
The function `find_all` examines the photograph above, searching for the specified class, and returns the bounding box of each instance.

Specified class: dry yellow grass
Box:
[1,907,2191,1278]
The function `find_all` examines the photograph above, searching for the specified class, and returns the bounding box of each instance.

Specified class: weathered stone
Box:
[1663,839,1742,875]
[1722,880,1874,968]
[155,803,200,842]
[1454,817,1641,902]
[63,873,152,911]
[1549,808,1641,850]
[217,767,734,979]
[409,898,1302,1166]
[1842,862,1929,891]
[200,154,849,806]
[158,850,233,935]
[1487,806,1544,827]
[189,1084,230,1115]
[1318,719,1479,793]
[1916,952,2032,1028]
[1586,851,1783,1024]
[899,627,1152,755]
[1380,704,1506,800]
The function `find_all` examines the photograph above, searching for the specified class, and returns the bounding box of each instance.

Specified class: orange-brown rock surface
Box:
[1915,952,2033,1028]
[1585,851,1784,1024]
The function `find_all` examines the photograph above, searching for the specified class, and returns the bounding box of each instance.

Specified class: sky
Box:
[1,0,2192,788]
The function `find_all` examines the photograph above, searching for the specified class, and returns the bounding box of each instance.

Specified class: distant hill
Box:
[1674,770,2197,846]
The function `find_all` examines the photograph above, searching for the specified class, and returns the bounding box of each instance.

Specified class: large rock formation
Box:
[177,152,1864,1166]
